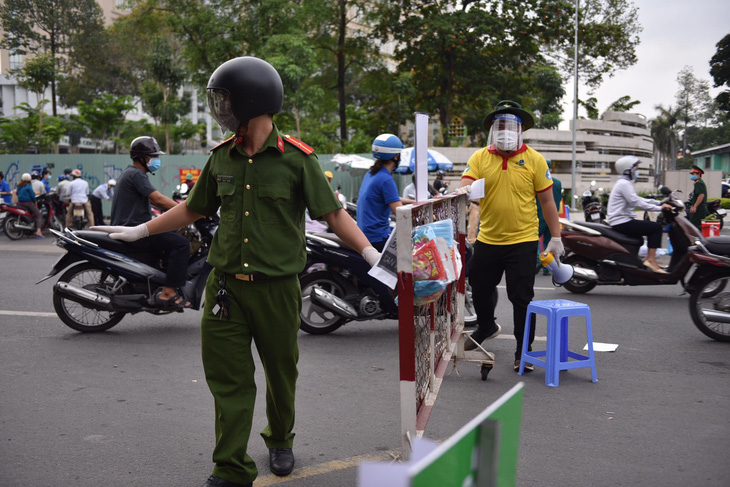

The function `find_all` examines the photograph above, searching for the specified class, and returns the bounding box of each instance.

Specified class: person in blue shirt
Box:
[16,173,44,238]
[0,171,12,204]
[42,168,52,193]
[356,133,415,251]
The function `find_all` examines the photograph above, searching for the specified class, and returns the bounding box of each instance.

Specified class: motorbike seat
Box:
[704,236,730,256]
[72,230,149,256]
[579,222,645,247]
[310,232,356,252]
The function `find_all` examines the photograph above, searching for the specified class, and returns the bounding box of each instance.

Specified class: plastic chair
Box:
[518,299,598,387]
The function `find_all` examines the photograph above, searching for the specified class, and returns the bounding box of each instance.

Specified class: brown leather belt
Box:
[233,272,289,282]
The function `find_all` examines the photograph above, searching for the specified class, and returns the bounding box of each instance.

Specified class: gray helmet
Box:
[130,136,165,160]
[207,57,284,133]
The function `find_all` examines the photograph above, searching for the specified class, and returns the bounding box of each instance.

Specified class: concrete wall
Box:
[664,170,723,200]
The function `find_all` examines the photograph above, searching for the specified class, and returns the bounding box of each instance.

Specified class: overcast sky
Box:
[558,0,729,129]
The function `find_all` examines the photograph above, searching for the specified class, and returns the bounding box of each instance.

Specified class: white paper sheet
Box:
[584,342,619,352]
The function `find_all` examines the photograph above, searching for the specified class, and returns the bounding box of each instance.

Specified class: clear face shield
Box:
[207,89,241,134]
[487,114,523,153]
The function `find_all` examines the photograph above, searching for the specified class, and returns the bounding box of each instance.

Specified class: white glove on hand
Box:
[452,185,472,196]
[90,223,149,242]
[545,238,565,259]
[361,245,381,267]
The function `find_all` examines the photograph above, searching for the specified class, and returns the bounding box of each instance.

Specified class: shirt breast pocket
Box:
[216,182,236,222]
[258,184,292,225]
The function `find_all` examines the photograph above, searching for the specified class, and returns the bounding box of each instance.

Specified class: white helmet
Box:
[615,155,640,176]
[108,179,116,186]
[21,173,31,182]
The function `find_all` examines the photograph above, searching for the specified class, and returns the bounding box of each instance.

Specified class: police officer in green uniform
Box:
[92,56,381,487]
[688,165,708,230]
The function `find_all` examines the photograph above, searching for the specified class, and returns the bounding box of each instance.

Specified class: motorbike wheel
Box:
[53,263,126,333]
[3,216,25,240]
[299,271,347,334]
[561,255,597,294]
[689,273,730,342]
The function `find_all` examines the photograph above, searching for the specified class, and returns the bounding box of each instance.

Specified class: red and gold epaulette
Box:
[283,134,315,155]
[210,136,235,152]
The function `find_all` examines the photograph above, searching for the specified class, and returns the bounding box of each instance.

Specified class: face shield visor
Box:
[487,114,523,153]
[207,89,241,134]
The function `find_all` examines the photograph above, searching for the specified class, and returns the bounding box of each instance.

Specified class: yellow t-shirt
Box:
[462,144,553,245]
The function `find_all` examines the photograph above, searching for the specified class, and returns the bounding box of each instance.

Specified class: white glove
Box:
[361,245,381,267]
[90,223,149,242]
[545,238,565,259]
[452,185,472,196]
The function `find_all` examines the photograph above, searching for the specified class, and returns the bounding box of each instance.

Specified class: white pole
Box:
[571,0,579,211]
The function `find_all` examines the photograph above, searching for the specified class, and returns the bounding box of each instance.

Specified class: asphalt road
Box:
[1,236,729,487]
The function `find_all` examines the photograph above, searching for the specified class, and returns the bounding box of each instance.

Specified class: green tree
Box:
[76,95,136,154]
[709,33,730,117]
[675,66,715,156]
[0,0,105,116]
[16,54,55,137]
[140,37,191,152]
[651,104,679,182]
[605,95,641,113]
[0,103,66,153]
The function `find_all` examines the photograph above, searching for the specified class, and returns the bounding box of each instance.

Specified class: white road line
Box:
[0,310,57,317]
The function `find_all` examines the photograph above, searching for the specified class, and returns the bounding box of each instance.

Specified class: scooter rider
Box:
[606,155,672,274]
[92,56,378,487]
[94,137,190,308]
[65,169,94,228]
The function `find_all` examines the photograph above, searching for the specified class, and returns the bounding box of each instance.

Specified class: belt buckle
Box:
[235,273,253,282]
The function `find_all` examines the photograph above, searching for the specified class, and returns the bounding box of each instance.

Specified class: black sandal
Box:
[154,290,186,309]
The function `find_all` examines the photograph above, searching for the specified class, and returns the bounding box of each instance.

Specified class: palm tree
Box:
[651,105,680,186]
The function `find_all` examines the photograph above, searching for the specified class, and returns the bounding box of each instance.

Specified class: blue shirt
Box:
[357,166,401,243]
[17,185,36,203]
[0,180,10,204]
[43,178,51,193]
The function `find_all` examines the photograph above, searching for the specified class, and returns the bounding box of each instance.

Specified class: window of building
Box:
[9,54,23,70]
[448,116,466,140]
[705,156,711,170]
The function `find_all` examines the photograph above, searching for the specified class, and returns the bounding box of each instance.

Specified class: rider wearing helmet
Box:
[96,136,191,308]
[17,173,44,238]
[30,170,46,196]
[65,169,93,228]
[433,169,448,193]
[607,155,671,273]
[92,56,377,487]
[357,133,416,250]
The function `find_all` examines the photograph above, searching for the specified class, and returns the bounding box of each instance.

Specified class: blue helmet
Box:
[372,133,404,161]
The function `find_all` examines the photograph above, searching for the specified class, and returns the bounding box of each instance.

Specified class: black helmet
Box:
[206,56,284,133]
[130,136,165,160]
[437,170,446,176]
[63,167,72,175]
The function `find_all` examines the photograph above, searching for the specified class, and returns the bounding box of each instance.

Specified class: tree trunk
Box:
[293,104,302,140]
[337,0,347,151]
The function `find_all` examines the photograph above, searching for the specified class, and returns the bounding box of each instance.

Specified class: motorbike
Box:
[69,202,89,230]
[1,192,64,239]
[299,231,477,334]
[685,237,730,342]
[37,215,219,333]
[581,181,606,223]
[703,200,726,230]
[559,186,702,294]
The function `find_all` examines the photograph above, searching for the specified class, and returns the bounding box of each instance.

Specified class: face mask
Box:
[690,175,698,181]
[494,130,520,152]
[147,157,161,173]
[489,115,523,153]
[632,171,639,181]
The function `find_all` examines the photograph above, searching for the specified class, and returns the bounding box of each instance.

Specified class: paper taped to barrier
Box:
[368,230,398,289]
[469,178,485,200]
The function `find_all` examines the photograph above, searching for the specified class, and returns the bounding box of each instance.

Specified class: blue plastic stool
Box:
[518,299,598,387]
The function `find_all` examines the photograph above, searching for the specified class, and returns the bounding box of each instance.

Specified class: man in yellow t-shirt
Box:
[456,100,562,371]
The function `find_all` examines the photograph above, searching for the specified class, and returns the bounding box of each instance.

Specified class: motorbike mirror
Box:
[573,194,579,199]
[179,184,189,195]
[591,180,596,187]
[598,187,604,192]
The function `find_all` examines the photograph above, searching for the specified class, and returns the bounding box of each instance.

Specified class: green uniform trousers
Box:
[201,270,301,485]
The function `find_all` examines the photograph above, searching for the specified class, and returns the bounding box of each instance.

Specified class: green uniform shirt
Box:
[185,123,341,276]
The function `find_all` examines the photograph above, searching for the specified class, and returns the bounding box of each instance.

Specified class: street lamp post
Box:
[571,0,579,211]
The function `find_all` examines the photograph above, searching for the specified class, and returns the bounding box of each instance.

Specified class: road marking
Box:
[0,310,57,318]
[254,451,397,485]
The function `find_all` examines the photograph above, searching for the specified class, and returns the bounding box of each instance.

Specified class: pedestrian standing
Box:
[688,165,708,230]
[89,179,116,226]
[92,56,379,487]
[0,171,12,204]
[457,100,562,371]
[536,160,562,274]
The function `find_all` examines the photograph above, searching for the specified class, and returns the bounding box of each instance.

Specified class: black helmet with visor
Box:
[207,56,284,134]
[130,136,165,160]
